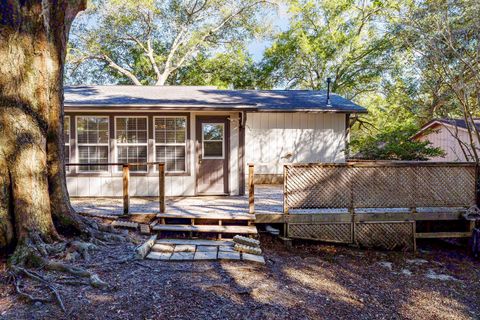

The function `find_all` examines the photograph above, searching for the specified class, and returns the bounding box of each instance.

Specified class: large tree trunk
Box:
[0,1,87,259]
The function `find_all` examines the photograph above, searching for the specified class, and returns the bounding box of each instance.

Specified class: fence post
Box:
[476,164,480,208]
[158,163,165,213]
[122,164,130,215]
[283,165,289,214]
[248,163,255,214]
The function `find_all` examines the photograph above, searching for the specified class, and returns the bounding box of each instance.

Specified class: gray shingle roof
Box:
[64,85,366,113]
[435,118,480,131]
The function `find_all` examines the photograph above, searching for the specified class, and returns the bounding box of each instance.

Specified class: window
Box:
[115,117,148,172]
[64,116,70,168]
[202,123,224,159]
[155,116,186,172]
[76,116,109,172]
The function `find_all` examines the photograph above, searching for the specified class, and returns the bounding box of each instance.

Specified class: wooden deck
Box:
[71,184,284,223]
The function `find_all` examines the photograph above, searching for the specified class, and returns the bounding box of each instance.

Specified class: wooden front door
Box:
[196,116,229,195]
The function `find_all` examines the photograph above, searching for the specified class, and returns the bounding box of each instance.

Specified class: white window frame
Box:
[64,116,70,172]
[114,116,148,173]
[75,115,110,173]
[201,122,225,160]
[154,116,187,173]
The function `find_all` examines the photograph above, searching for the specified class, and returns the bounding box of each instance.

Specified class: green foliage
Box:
[67,0,275,86]
[349,126,445,161]
[257,0,395,98]
[169,47,258,89]
[347,79,446,160]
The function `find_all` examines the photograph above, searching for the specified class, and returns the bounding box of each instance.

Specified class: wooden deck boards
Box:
[156,212,255,220]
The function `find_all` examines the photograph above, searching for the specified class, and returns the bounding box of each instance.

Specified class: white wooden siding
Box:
[245,112,346,174]
[67,111,239,197]
[67,111,347,197]
[417,124,478,162]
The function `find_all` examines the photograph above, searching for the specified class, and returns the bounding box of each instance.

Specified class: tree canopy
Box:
[66,0,480,161]
[67,0,275,86]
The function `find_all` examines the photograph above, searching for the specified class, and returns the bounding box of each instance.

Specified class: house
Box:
[63,85,366,197]
[412,118,480,162]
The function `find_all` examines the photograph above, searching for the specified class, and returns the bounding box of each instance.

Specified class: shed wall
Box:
[417,124,478,162]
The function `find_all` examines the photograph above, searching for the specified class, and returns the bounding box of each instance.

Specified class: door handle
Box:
[198,155,202,164]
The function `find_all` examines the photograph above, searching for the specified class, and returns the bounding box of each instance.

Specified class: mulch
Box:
[1,234,479,320]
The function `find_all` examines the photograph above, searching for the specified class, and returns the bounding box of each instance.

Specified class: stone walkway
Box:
[146,239,265,264]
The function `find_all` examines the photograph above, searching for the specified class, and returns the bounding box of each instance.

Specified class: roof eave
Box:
[255,108,367,113]
[411,120,468,140]
[64,104,258,111]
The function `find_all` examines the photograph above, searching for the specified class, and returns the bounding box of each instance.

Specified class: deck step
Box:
[156,239,233,246]
[152,224,258,234]
[156,212,255,220]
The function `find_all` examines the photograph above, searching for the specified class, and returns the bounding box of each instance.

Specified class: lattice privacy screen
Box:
[288,223,353,243]
[284,163,476,210]
[355,221,415,251]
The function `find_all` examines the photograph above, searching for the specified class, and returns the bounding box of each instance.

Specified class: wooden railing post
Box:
[158,163,165,213]
[248,163,254,214]
[122,164,130,215]
[283,165,289,214]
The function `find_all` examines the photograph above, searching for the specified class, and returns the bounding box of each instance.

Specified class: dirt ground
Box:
[1,233,479,320]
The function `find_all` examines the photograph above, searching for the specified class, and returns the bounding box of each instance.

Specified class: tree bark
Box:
[0,1,87,257]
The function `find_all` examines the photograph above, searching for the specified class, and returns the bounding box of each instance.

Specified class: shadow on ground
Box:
[1,235,479,320]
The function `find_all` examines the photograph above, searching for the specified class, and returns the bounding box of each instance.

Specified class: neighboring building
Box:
[63,85,366,197]
[412,118,480,162]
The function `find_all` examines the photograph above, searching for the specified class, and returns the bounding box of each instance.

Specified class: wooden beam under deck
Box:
[415,232,472,239]
[254,210,468,225]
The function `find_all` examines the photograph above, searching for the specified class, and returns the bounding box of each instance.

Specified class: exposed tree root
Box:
[6,216,129,311]
[9,267,66,312]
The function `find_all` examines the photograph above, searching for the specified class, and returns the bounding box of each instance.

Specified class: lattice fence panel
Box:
[284,165,352,209]
[355,222,414,251]
[288,223,352,243]
[412,166,476,207]
[284,163,476,210]
[352,166,415,208]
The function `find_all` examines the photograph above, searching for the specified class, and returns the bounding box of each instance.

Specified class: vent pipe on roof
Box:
[326,78,332,106]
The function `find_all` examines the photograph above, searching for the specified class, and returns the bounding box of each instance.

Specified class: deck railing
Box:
[65,162,165,215]
[283,161,478,213]
[248,163,255,214]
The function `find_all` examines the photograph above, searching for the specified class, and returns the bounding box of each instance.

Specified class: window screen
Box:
[116,117,148,172]
[76,116,109,172]
[154,117,186,172]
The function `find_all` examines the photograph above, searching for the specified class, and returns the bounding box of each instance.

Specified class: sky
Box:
[247,4,291,62]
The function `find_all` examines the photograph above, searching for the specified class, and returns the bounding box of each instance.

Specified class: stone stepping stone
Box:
[174,244,196,252]
[219,246,235,252]
[112,220,138,229]
[152,244,175,252]
[242,253,265,264]
[234,243,262,255]
[196,245,218,252]
[194,251,218,260]
[218,251,241,260]
[233,235,260,247]
[170,252,194,260]
[147,251,172,260]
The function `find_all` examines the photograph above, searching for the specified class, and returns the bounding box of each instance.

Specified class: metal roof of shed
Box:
[64,85,367,113]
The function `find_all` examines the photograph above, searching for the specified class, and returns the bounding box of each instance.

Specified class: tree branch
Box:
[98,54,142,85]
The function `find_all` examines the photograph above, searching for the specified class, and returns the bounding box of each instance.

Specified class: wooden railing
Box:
[283,161,478,213]
[65,162,165,215]
[248,163,255,214]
